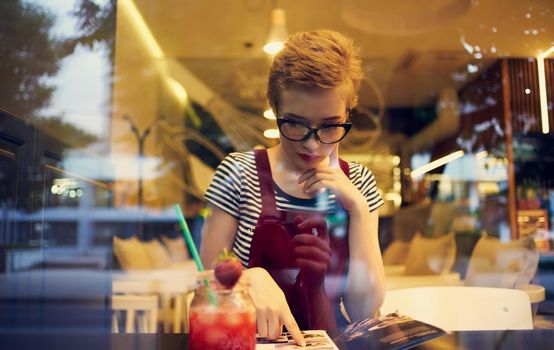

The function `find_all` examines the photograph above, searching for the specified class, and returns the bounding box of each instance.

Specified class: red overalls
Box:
[247,149,350,334]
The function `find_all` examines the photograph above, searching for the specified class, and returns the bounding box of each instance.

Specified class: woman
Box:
[200,29,385,346]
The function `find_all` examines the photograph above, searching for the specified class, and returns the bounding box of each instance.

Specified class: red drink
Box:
[189,307,256,350]
[188,276,256,350]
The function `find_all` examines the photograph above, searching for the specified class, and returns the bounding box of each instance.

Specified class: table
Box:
[112,262,198,333]
[1,330,553,350]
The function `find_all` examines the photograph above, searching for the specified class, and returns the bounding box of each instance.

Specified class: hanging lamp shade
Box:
[263,8,288,55]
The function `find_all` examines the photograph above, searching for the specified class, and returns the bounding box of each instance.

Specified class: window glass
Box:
[1,0,553,336]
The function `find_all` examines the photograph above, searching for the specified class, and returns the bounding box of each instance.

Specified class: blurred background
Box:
[0,0,553,334]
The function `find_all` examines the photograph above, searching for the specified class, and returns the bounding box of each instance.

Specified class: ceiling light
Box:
[467,63,478,73]
[263,109,276,119]
[537,45,554,134]
[263,8,288,55]
[411,150,465,178]
[166,78,188,105]
[121,0,188,107]
[121,0,163,59]
[263,128,280,139]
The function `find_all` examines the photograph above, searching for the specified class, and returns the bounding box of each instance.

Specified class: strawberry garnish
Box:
[214,248,243,289]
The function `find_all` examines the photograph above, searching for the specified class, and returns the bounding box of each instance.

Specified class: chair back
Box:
[112,294,159,333]
[184,291,195,333]
[113,236,152,270]
[392,202,432,241]
[465,234,538,289]
[380,286,533,331]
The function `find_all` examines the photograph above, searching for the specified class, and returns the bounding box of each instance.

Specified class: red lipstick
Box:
[297,153,320,162]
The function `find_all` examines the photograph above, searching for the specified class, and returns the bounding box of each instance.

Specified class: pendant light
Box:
[263,8,288,55]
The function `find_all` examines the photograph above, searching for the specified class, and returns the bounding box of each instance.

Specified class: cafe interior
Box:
[1,0,554,347]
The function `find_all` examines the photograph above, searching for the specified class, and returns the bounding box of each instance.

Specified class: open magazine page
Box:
[255,312,445,350]
[333,312,447,350]
[257,330,339,350]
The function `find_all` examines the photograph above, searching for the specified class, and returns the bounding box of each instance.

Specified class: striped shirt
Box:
[204,151,384,266]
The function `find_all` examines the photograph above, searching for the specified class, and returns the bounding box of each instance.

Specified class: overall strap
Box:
[338,159,350,178]
[253,149,279,217]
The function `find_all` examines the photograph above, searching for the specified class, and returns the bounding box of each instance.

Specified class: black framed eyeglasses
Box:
[276,118,352,144]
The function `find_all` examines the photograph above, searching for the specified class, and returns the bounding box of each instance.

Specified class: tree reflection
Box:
[65,0,116,63]
[0,0,61,119]
[0,0,115,148]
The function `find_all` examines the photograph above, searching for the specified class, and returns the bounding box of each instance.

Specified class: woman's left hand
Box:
[292,215,331,288]
[298,147,365,212]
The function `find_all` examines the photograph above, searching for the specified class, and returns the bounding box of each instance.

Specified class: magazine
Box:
[256,313,446,350]
[257,330,338,350]
[333,312,447,350]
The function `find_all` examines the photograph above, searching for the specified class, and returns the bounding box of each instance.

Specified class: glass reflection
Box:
[0,0,553,338]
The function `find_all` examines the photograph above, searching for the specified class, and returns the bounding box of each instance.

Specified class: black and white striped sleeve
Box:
[204,153,242,219]
[355,163,384,212]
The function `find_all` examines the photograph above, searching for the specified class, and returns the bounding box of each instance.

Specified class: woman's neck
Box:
[267,145,310,199]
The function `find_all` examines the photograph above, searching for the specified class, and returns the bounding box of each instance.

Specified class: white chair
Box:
[183,290,195,333]
[464,234,545,312]
[112,264,197,333]
[380,286,533,331]
[382,234,545,314]
[112,294,159,333]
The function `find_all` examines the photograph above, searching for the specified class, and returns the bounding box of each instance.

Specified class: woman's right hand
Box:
[244,267,306,347]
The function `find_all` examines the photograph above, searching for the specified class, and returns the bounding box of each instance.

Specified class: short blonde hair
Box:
[266,29,364,114]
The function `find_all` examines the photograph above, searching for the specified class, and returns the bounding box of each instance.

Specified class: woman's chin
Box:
[294,157,325,171]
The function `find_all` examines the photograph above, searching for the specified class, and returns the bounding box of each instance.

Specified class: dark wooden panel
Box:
[457,60,505,154]
[502,60,518,239]
[507,58,542,134]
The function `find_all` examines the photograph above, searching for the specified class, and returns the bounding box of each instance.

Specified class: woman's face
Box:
[277,86,349,172]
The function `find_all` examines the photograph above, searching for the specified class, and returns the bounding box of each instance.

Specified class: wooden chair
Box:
[112,277,192,333]
[380,286,533,331]
[183,290,195,333]
[112,294,159,333]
